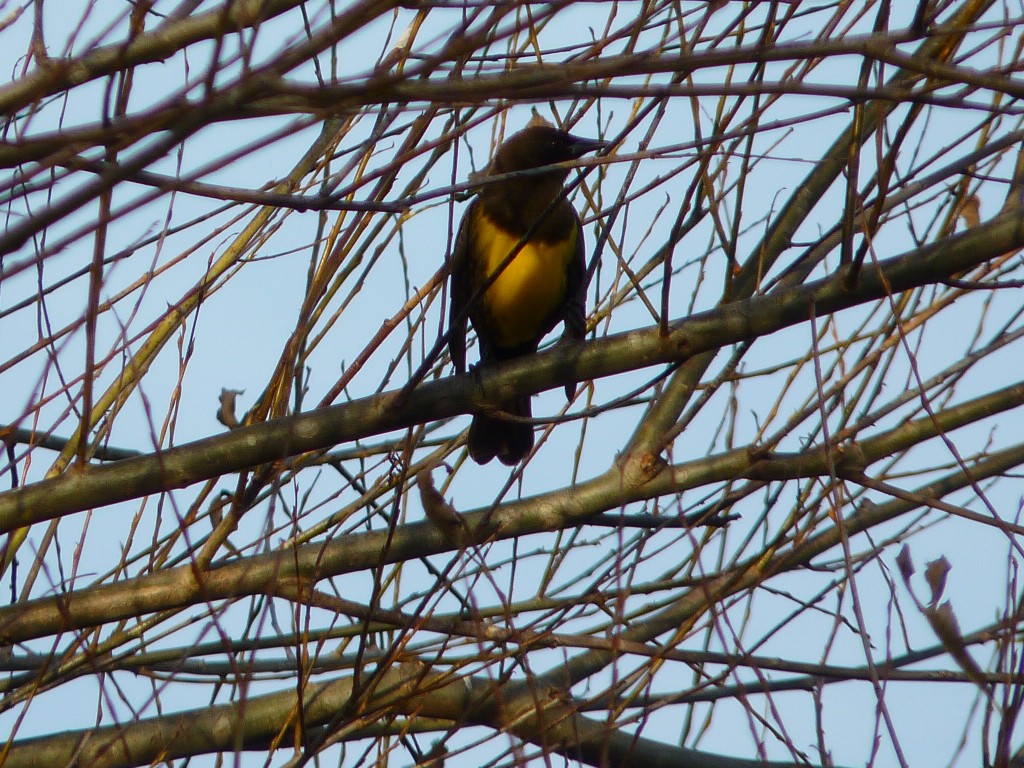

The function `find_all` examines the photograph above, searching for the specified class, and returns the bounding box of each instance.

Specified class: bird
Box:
[447,123,606,466]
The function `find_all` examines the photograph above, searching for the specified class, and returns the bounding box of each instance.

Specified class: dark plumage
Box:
[447,124,606,465]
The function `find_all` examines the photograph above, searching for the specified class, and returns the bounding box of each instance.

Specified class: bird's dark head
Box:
[490,125,608,175]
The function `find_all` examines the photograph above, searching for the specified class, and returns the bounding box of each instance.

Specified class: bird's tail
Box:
[468,396,533,466]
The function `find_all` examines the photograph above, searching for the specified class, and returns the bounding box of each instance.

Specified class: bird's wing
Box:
[559,209,588,400]
[446,199,475,374]
[562,207,587,342]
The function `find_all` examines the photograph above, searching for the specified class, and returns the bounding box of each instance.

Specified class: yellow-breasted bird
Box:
[447,124,607,465]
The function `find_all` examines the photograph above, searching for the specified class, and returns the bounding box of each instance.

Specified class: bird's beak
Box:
[565,135,611,158]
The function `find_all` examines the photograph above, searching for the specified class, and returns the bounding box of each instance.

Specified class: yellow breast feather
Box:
[473,215,575,348]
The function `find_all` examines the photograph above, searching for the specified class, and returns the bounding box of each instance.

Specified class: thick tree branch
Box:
[1,209,1020,535]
